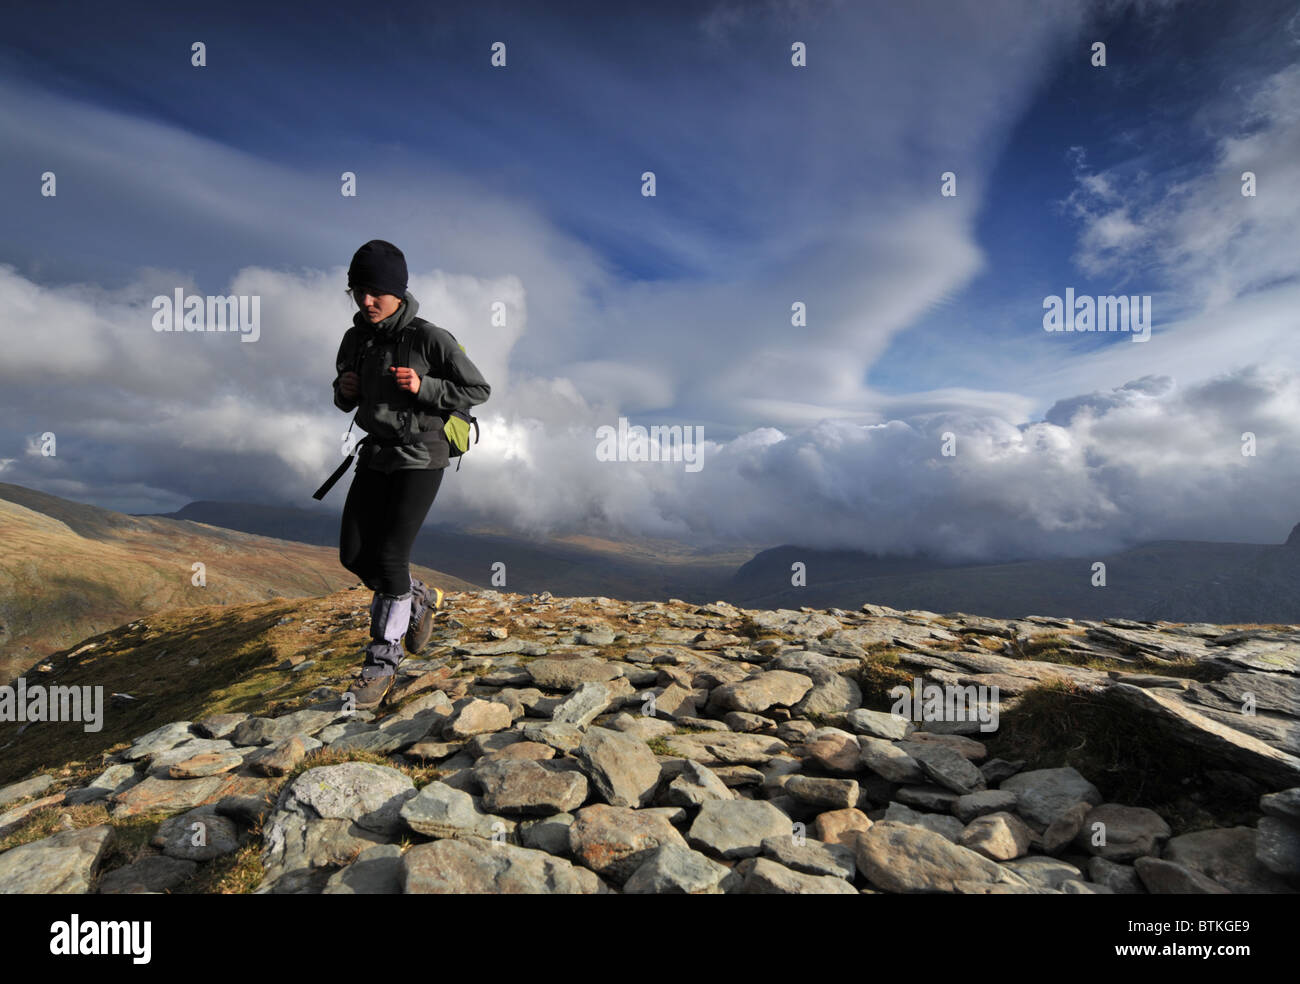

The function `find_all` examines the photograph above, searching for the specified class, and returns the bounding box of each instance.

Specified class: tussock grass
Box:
[856,650,912,709]
[983,679,1260,834]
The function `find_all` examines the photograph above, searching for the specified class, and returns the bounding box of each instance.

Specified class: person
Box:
[332,239,490,709]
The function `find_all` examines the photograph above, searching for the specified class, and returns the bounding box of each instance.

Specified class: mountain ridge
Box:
[0,585,1295,895]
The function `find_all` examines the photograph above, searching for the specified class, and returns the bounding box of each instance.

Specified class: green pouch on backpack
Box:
[444,410,473,454]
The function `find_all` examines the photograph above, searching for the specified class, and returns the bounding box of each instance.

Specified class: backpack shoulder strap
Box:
[398,324,415,374]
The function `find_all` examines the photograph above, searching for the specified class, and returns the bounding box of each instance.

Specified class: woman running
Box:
[331,239,490,708]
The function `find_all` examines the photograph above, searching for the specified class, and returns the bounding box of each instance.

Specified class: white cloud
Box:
[1065,63,1300,307]
[7,0,1294,563]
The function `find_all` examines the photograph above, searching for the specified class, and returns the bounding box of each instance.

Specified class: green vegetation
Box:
[176,839,265,894]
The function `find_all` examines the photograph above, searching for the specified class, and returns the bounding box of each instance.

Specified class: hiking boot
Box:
[405,578,444,654]
[346,665,397,710]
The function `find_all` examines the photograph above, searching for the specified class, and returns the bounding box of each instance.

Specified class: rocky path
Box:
[1,591,1296,893]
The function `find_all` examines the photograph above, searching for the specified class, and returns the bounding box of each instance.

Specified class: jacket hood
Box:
[354,290,419,340]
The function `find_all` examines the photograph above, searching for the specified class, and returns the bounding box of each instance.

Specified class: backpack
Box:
[399,322,480,472]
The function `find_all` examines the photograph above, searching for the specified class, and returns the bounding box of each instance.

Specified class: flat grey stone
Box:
[662,732,788,766]
[999,767,1102,829]
[474,759,589,815]
[122,722,196,760]
[0,774,53,808]
[856,821,1028,893]
[883,801,964,842]
[1162,825,1294,893]
[575,727,661,808]
[1255,816,1300,878]
[664,760,735,807]
[896,785,959,813]
[165,749,246,779]
[858,737,924,783]
[0,824,114,893]
[897,741,985,795]
[568,804,688,883]
[687,799,792,860]
[276,762,417,836]
[399,781,516,840]
[318,721,379,744]
[526,658,622,690]
[1003,855,1084,891]
[1134,857,1231,894]
[623,843,732,894]
[111,775,227,818]
[521,721,585,753]
[231,708,340,746]
[791,667,862,718]
[845,708,911,741]
[1087,857,1145,894]
[194,713,248,739]
[1260,788,1300,824]
[959,811,1034,861]
[955,789,1018,823]
[519,813,575,855]
[97,855,197,894]
[1072,803,1171,862]
[403,835,607,893]
[64,763,140,805]
[551,682,613,728]
[709,671,813,714]
[145,739,237,777]
[323,845,404,894]
[784,775,859,810]
[739,856,859,894]
[152,809,241,861]
[759,835,856,879]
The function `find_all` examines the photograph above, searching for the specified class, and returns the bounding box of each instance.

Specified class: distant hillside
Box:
[0,483,480,684]
[154,500,749,602]
[725,532,1300,624]
[150,499,1300,624]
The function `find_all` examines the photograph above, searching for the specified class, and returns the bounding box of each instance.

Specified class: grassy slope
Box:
[0,495,480,683]
[0,586,431,785]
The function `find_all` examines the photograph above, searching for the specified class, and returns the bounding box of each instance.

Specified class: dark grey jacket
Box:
[332,291,490,471]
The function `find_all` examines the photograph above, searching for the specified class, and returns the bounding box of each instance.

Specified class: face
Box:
[352,288,402,323]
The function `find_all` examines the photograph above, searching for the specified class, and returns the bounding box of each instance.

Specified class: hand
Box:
[338,371,360,399]
[390,366,421,394]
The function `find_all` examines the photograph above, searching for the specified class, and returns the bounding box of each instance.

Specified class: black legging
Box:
[339,465,444,596]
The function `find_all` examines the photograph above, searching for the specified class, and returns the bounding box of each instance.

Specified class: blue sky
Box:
[2,0,1299,561]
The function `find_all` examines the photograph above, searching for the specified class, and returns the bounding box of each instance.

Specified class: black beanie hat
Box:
[348,240,408,298]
